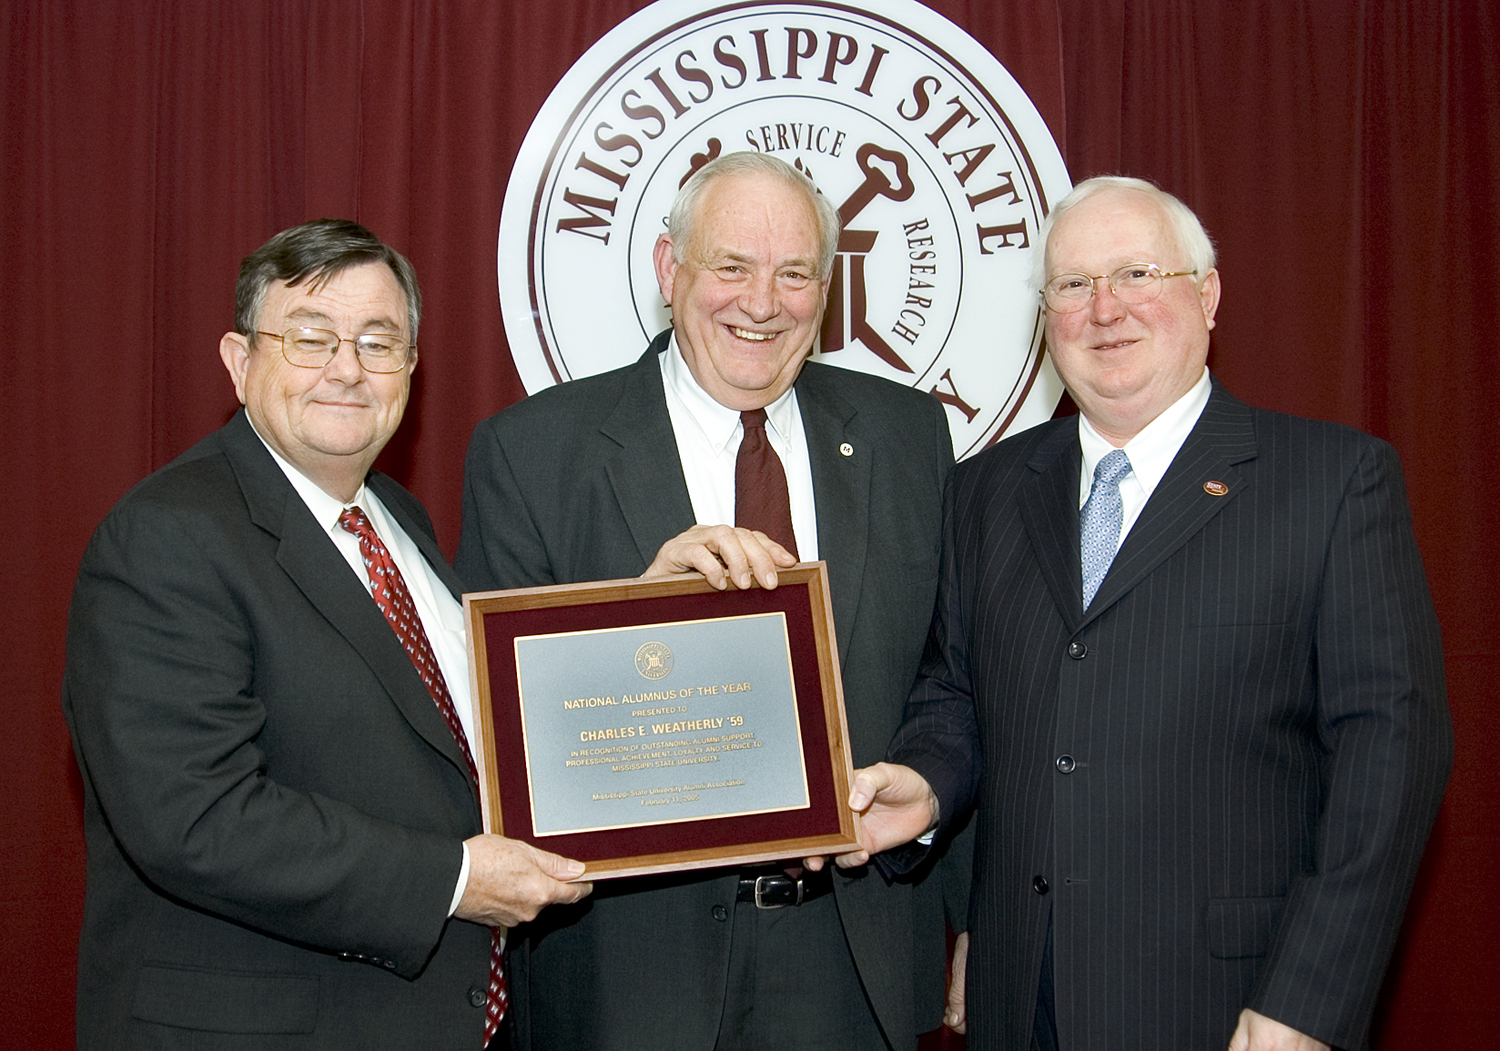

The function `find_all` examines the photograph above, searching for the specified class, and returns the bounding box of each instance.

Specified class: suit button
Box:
[712,904,728,921]
[1055,755,1076,774]
[1067,640,1087,659]
[469,986,487,1008]
[1033,875,1049,895]
[382,959,397,969]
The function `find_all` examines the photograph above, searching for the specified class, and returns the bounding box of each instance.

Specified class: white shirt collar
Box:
[245,417,371,528]
[1078,367,1212,507]
[661,332,799,448]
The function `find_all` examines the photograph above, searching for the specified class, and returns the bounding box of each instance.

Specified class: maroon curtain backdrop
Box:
[4,1,1494,1047]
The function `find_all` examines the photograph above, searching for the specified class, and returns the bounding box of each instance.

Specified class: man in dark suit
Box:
[836,178,1452,1051]
[63,219,590,1050]
[457,153,959,1050]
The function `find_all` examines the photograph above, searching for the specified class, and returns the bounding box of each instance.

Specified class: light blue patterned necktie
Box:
[1080,449,1132,609]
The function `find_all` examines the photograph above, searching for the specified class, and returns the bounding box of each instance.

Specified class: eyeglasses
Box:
[255,327,415,373]
[1041,264,1198,313]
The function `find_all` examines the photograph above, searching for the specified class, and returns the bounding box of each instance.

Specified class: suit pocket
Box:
[1206,896,1286,959]
[132,962,319,1033]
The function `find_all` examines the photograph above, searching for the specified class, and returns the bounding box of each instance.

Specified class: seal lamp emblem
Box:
[500,0,1072,458]
[635,641,674,679]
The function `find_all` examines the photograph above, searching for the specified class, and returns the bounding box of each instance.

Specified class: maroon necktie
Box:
[338,506,508,1046]
[735,409,798,558]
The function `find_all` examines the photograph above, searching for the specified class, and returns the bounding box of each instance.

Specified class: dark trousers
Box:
[713,889,888,1051]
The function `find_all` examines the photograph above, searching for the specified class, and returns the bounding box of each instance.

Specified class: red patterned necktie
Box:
[735,409,798,558]
[338,506,508,1046]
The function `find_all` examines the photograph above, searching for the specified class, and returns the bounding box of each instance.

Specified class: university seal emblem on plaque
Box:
[635,641,675,679]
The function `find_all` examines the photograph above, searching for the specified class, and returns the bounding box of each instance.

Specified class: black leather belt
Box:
[735,869,832,909]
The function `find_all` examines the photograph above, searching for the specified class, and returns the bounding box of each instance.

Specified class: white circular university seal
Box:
[499,0,1071,457]
[635,641,674,679]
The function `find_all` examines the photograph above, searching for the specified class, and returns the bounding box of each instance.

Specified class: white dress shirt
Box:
[1077,367,1213,558]
[251,424,476,914]
[659,334,819,559]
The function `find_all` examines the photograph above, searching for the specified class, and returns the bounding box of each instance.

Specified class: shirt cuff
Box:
[449,840,472,917]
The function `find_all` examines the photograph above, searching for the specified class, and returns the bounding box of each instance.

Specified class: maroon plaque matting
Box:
[463,563,861,879]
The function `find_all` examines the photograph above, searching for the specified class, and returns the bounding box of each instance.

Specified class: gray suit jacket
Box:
[63,410,492,1050]
[892,384,1452,1050]
[456,335,960,1050]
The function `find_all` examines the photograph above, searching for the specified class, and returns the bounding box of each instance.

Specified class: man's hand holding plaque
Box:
[642,525,797,592]
[803,761,939,872]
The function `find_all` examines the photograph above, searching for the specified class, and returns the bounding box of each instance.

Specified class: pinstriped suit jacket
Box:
[891,384,1451,1050]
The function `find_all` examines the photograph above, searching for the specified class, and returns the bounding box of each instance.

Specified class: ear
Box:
[1198,268,1221,331]
[653,234,678,302]
[219,332,252,405]
[405,344,418,377]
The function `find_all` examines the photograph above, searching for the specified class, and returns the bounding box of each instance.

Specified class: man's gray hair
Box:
[1033,176,1217,291]
[667,152,841,280]
[234,218,422,341]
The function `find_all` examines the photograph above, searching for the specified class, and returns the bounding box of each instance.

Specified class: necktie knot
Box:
[1093,449,1132,490]
[741,408,767,433]
[338,505,374,541]
[1080,450,1132,609]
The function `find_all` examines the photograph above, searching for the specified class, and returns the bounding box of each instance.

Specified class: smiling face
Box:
[654,170,830,411]
[1043,188,1220,445]
[219,262,415,501]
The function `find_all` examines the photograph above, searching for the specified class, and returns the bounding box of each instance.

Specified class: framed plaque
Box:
[463,564,861,880]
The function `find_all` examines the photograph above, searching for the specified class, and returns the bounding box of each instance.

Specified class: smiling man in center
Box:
[458,152,964,1050]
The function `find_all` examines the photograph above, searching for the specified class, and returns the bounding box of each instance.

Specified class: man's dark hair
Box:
[234,218,422,340]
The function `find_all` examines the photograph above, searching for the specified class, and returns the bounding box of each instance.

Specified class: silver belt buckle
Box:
[753,874,804,909]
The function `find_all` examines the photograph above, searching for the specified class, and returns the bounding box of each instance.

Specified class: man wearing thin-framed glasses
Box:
[64,218,590,1049]
[836,177,1451,1051]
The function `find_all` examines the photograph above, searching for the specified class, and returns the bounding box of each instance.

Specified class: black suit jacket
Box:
[891,384,1451,1050]
[456,335,960,1050]
[63,410,491,1050]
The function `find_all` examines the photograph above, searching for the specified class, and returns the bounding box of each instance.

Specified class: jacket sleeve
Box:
[881,471,983,876]
[64,491,465,979]
[1245,438,1451,1046]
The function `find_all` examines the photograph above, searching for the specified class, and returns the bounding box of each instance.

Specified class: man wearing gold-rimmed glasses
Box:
[837,177,1450,1051]
[64,218,589,1049]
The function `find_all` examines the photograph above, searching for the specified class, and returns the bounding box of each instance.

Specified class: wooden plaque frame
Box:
[463,564,860,879]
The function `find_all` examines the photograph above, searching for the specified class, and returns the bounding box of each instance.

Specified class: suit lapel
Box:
[222,412,474,778]
[1019,423,1087,632]
[598,337,699,568]
[1082,385,1259,624]
[798,366,868,662]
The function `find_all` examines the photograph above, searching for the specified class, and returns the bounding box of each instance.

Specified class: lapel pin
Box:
[1203,480,1229,497]
[839,442,854,457]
